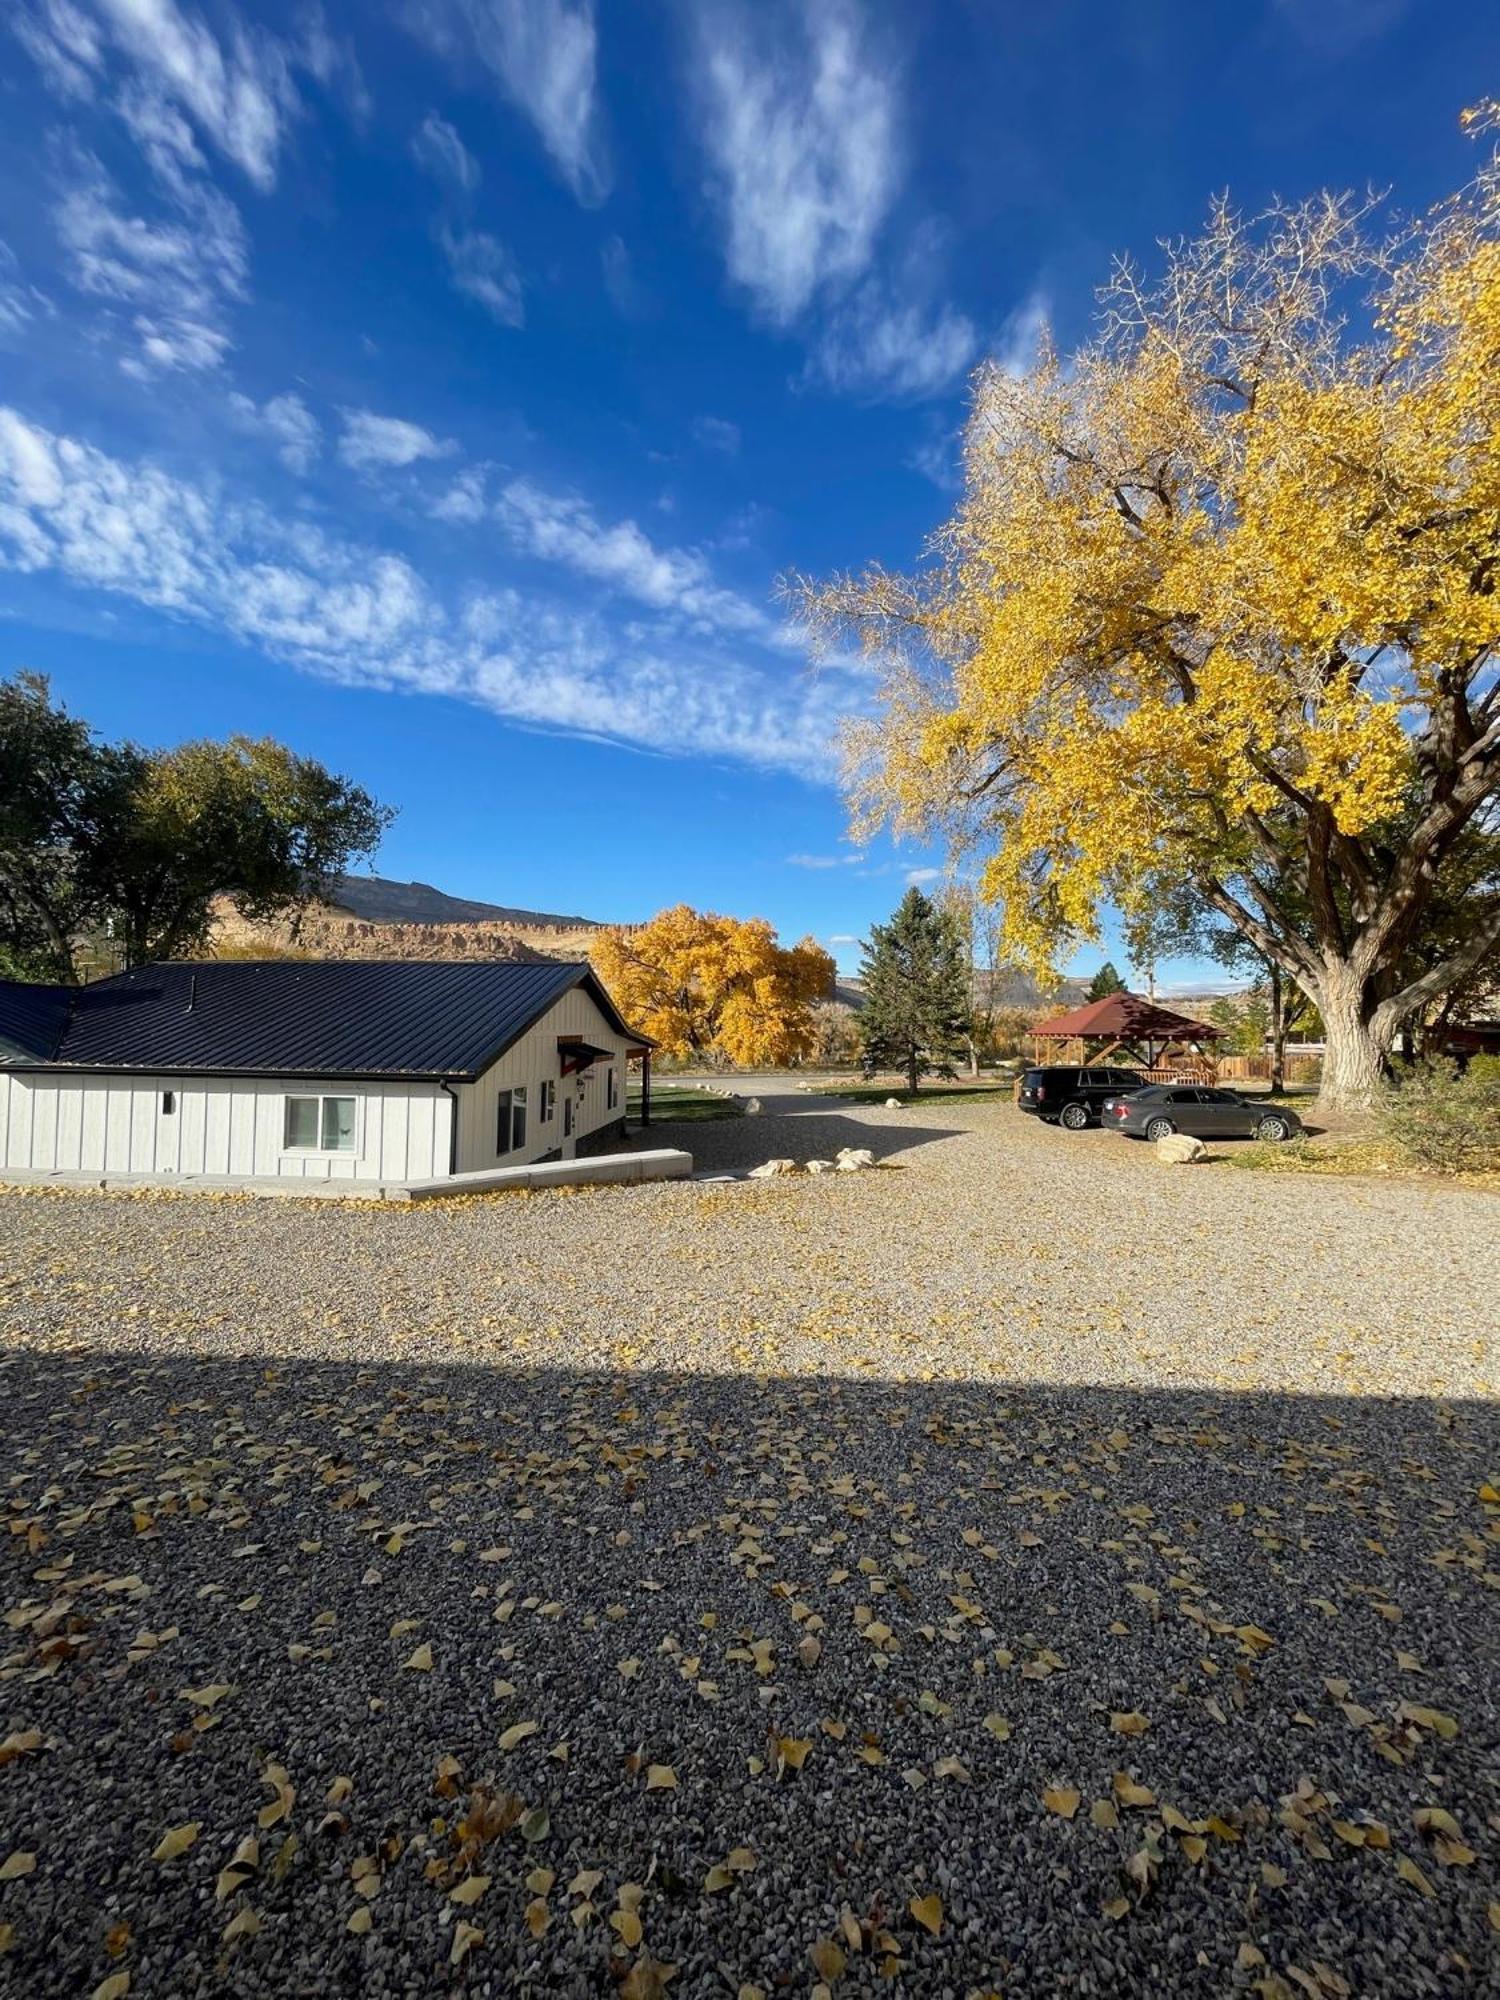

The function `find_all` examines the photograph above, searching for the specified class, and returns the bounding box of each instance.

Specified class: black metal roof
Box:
[0,960,648,1080]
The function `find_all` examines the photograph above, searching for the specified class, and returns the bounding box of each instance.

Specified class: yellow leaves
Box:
[524,1897,550,1938]
[1398,1703,1458,1740]
[498,1721,539,1752]
[0,1729,44,1765]
[1112,1773,1156,1810]
[180,1683,232,1709]
[258,1763,295,1830]
[1042,1786,1081,1819]
[644,1764,677,1792]
[1394,1852,1436,1898]
[591,907,834,1066]
[215,1835,259,1902]
[909,1893,943,1936]
[981,1713,1012,1742]
[401,1643,433,1673]
[347,1906,373,1936]
[151,1822,200,1863]
[810,1937,846,1981]
[1109,1711,1150,1736]
[768,1734,812,1780]
[449,1876,491,1906]
[0,1853,37,1881]
[450,1919,484,1965]
[91,1977,130,2000]
[1413,1807,1477,1867]
[222,1906,261,1945]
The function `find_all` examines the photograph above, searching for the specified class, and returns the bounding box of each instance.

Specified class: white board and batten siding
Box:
[453,982,633,1174]
[0,1072,451,1182]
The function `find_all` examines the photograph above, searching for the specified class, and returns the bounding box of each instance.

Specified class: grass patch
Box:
[1226,1133,1500,1190]
[816,1081,1006,1106]
[631,1088,744,1123]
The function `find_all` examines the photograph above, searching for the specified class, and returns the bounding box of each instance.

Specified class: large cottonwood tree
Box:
[799,123,1500,1110]
[591,905,835,1065]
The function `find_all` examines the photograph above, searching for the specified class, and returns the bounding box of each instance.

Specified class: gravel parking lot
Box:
[0,1093,1495,1996]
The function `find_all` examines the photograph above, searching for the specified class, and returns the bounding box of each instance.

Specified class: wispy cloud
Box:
[438,225,525,327]
[14,0,304,190]
[814,283,977,400]
[0,404,848,777]
[905,866,942,886]
[411,111,481,190]
[787,851,863,869]
[228,390,320,473]
[429,465,490,523]
[692,414,741,456]
[410,0,607,202]
[338,409,457,471]
[52,151,247,375]
[689,0,898,325]
[496,477,770,635]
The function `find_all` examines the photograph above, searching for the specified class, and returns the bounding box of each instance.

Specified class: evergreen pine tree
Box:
[1085,961,1128,1001]
[858,887,970,1094]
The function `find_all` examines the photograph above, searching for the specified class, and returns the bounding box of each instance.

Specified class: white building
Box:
[0,959,655,1186]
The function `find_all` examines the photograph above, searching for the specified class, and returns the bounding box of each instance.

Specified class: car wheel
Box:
[1144,1116,1175,1141]
[1256,1115,1291,1142]
[1059,1102,1091,1131]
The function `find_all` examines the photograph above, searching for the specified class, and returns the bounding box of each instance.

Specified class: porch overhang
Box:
[558,1036,612,1077]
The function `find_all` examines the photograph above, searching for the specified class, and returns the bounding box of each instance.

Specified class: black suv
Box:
[1017,1065,1145,1130]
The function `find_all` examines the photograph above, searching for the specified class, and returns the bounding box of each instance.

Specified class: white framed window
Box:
[496,1085,528,1155]
[284,1094,356,1152]
[606,1066,617,1111]
[563,1094,574,1139]
[539,1078,555,1123]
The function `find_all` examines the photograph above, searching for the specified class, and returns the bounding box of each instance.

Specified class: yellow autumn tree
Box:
[591,905,836,1065]
[798,117,1500,1110]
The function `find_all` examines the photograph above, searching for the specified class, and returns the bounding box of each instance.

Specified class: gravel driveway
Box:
[0,1094,1495,1996]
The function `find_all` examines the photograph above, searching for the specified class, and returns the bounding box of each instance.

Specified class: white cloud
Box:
[411,0,606,201]
[828,933,859,946]
[0,241,50,338]
[438,226,525,327]
[693,414,741,456]
[787,851,863,868]
[338,409,458,472]
[690,0,898,324]
[14,0,302,190]
[0,404,849,776]
[411,111,480,190]
[814,284,977,400]
[496,477,769,636]
[228,390,320,473]
[905,866,941,886]
[53,153,248,373]
[430,465,489,523]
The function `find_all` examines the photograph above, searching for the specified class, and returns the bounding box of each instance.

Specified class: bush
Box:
[1377,1058,1500,1174]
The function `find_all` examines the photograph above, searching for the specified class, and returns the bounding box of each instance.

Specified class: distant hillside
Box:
[833,969,1087,1013]
[327,875,605,932]
[210,874,622,966]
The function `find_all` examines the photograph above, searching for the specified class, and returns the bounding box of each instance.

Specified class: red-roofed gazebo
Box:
[1030,991,1220,1073]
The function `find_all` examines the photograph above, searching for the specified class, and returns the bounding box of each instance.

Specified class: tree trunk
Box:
[1269,962,1285,1094]
[907,1048,920,1095]
[1314,966,1392,1116]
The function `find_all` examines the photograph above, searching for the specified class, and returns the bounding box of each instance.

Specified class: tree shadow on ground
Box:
[1,1345,1494,1999]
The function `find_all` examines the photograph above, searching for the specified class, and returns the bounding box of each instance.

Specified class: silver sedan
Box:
[1103,1084,1303,1142]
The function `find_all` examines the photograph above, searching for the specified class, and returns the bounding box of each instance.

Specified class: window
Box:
[284,1094,356,1151]
[161,1090,176,1116]
[496,1085,528,1156]
[539,1078,555,1123]
[606,1066,617,1111]
[563,1094,574,1139]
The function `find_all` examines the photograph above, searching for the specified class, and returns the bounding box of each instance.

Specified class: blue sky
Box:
[0,0,1492,986]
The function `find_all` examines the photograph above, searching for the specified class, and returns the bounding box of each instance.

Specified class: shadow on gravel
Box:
[1,1347,1495,2000]
[642,1100,968,1170]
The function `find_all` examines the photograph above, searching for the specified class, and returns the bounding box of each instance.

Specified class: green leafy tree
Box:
[858,887,970,1093]
[0,673,393,980]
[1085,961,1128,1001]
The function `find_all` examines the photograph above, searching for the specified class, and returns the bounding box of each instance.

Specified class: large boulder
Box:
[1155,1133,1208,1165]
[835,1147,877,1172]
[743,1098,763,1116]
[884,1097,903,1109]
[747,1157,797,1178]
